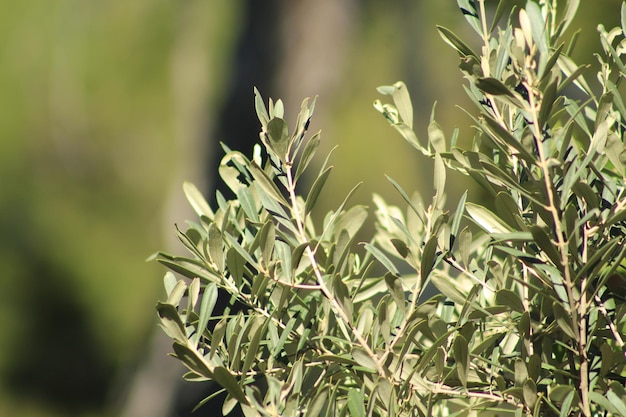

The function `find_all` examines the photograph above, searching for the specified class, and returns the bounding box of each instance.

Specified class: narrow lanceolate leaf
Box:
[430,271,467,305]
[183,181,214,220]
[352,348,378,373]
[166,279,187,306]
[254,87,269,127]
[466,203,512,234]
[392,81,414,128]
[226,247,245,287]
[295,131,320,180]
[453,334,469,388]
[347,389,366,417]
[481,116,536,163]
[164,272,178,296]
[495,289,525,313]
[194,283,218,348]
[213,367,248,405]
[475,77,514,96]
[156,302,187,342]
[384,273,406,314]
[530,226,562,268]
[248,162,288,207]
[266,117,289,161]
[458,227,472,267]
[433,153,446,201]
[208,223,224,271]
[437,25,478,58]
[172,342,214,379]
[188,277,200,311]
[552,301,577,340]
[421,235,439,282]
[305,166,333,214]
[364,243,400,275]
[523,379,538,409]
[450,191,467,247]
[241,318,266,380]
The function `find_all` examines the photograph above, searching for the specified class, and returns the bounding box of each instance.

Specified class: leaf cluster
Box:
[154,1,626,416]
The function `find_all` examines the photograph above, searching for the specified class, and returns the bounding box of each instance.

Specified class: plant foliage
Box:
[154,1,626,415]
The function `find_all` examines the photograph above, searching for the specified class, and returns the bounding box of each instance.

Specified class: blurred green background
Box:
[0,1,620,416]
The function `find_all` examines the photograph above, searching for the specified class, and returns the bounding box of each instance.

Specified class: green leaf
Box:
[166,279,187,306]
[430,271,467,305]
[164,272,178,296]
[194,283,218,347]
[523,379,538,409]
[525,1,548,54]
[226,247,246,287]
[188,277,200,311]
[156,302,187,342]
[241,318,266,380]
[390,238,409,258]
[352,348,378,373]
[457,0,482,35]
[384,273,406,314]
[347,389,365,417]
[433,153,446,202]
[332,274,353,318]
[184,181,214,220]
[295,131,320,180]
[248,162,288,207]
[608,382,626,416]
[306,389,328,417]
[305,166,332,214]
[589,391,621,415]
[466,203,512,234]
[495,192,526,232]
[208,223,224,271]
[453,334,469,388]
[172,342,214,378]
[458,227,472,267]
[259,220,276,267]
[254,87,270,128]
[213,366,248,405]
[481,115,536,163]
[236,186,259,222]
[450,190,468,247]
[561,0,580,34]
[559,390,576,417]
[364,243,400,275]
[219,152,250,194]
[437,25,478,58]
[157,254,220,283]
[538,76,558,127]
[495,289,525,313]
[475,77,514,96]
[622,2,626,37]
[266,117,289,161]
[335,205,368,239]
[552,301,577,340]
[428,120,446,154]
[378,81,414,128]
[421,235,439,282]
[530,226,562,267]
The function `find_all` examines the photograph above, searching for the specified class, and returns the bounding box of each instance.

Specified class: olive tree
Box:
[153,1,626,415]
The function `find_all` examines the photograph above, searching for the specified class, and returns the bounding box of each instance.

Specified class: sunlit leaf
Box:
[437,25,478,57]
[305,166,332,214]
[184,181,214,220]
[466,203,512,234]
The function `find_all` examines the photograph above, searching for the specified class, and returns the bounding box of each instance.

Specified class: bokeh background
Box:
[0,1,620,416]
